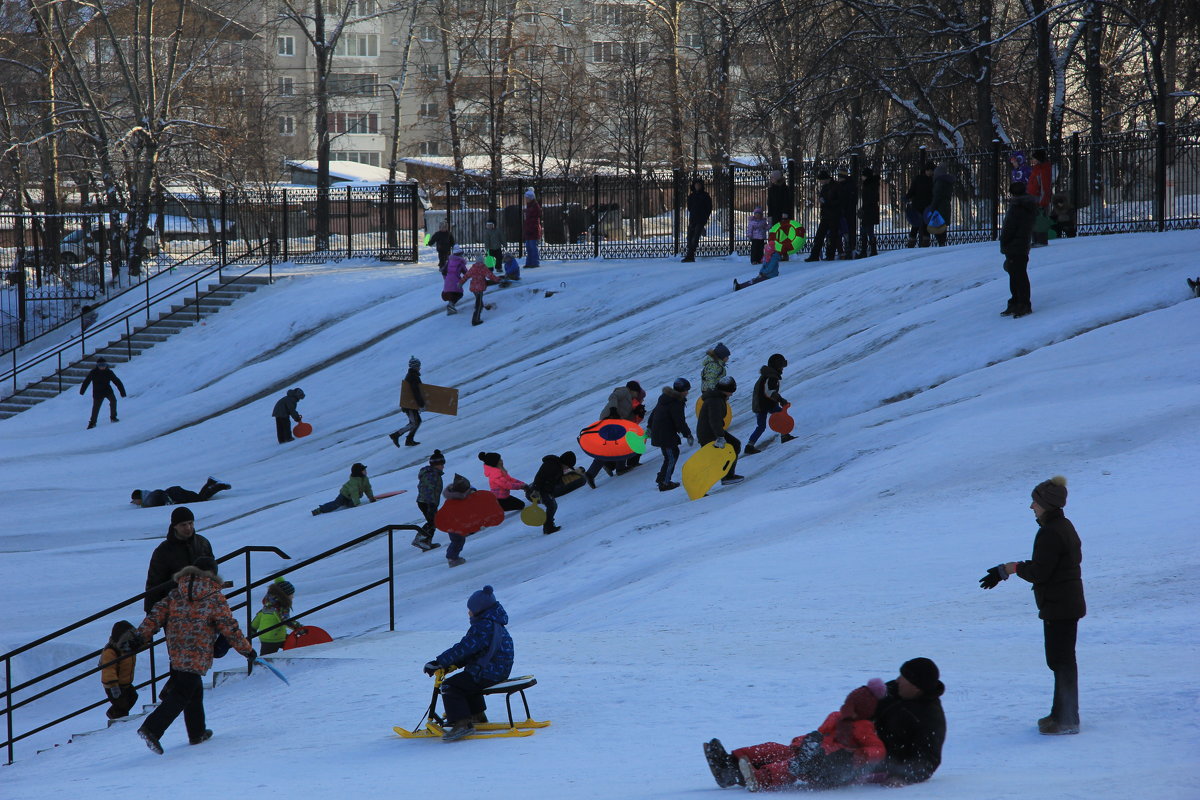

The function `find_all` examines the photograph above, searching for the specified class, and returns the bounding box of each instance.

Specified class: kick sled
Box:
[393,667,551,741]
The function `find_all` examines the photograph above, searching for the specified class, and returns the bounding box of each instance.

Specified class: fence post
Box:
[281,189,289,265]
[786,158,797,218]
[991,139,1003,240]
[5,655,12,764]
[1071,133,1082,211]
[346,186,353,259]
[410,184,419,263]
[244,553,253,655]
[727,165,736,255]
[1155,122,1167,232]
[14,264,26,347]
[388,530,395,631]
[672,169,682,255]
[593,175,601,259]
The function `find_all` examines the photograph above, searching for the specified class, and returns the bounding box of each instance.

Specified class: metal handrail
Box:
[2,243,271,398]
[1,524,420,764]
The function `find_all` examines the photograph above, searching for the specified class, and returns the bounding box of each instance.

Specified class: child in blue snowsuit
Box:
[502,253,521,281]
[734,239,782,291]
[423,585,515,741]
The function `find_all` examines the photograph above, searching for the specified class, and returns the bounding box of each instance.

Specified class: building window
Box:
[525,44,543,62]
[278,115,295,135]
[682,33,703,49]
[560,6,573,24]
[420,63,442,80]
[419,25,437,42]
[334,33,378,57]
[419,101,439,117]
[277,36,295,56]
[592,41,647,63]
[329,72,378,95]
[418,141,440,155]
[350,0,379,14]
[328,112,380,134]
[599,3,643,27]
[556,46,575,65]
[278,76,294,95]
[332,151,382,167]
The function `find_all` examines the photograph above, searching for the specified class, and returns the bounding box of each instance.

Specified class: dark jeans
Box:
[472,291,486,324]
[841,217,856,256]
[859,223,877,254]
[497,495,525,512]
[810,219,838,258]
[392,408,421,442]
[317,494,353,514]
[685,219,707,259]
[106,685,139,719]
[89,391,118,425]
[1004,252,1031,309]
[259,640,284,655]
[541,494,558,532]
[749,404,781,446]
[655,445,680,485]
[275,416,293,443]
[417,500,437,535]
[440,671,495,724]
[1044,618,1080,726]
[141,670,206,741]
[749,239,764,264]
[446,533,467,560]
[908,223,930,247]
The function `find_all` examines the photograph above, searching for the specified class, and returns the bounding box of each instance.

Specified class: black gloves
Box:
[107,686,122,700]
[979,565,1010,590]
[423,661,440,676]
[245,649,258,662]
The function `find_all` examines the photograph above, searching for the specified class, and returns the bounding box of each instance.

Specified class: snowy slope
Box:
[1,232,1198,798]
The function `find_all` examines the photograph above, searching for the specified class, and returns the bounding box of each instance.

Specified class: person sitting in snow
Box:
[705,679,888,791]
[423,585,515,741]
[478,452,527,513]
[733,238,782,291]
[311,462,376,515]
[502,252,521,281]
[131,477,231,507]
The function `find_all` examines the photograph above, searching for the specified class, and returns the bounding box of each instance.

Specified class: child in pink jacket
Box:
[460,260,502,326]
[442,246,468,314]
[478,452,526,512]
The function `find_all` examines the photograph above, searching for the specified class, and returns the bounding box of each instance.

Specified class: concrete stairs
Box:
[0,274,270,420]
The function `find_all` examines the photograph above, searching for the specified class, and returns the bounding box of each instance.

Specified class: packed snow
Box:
[1,230,1198,798]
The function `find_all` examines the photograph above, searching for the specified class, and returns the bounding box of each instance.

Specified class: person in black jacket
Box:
[143,507,215,612]
[682,179,712,263]
[856,167,881,258]
[271,387,304,443]
[805,171,840,262]
[869,657,947,785]
[527,455,564,535]
[980,476,1084,735]
[80,357,126,429]
[131,478,231,507]
[696,376,743,485]
[428,220,454,273]
[904,164,935,247]
[998,181,1040,318]
[647,378,694,491]
[389,356,424,447]
[745,354,792,455]
[836,169,858,259]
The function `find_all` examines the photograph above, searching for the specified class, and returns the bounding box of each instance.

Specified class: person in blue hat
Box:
[423,585,514,741]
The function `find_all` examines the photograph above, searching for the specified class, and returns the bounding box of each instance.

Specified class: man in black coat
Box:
[79,357,126,429]
[998,181,1040,318]
[144,507,215,612]
[836,169,858,259]
[980,476,1085,735]
[696,376,743,485]
[871,657,947,785]
[904,164,935,247]
[804,171,840,262]
[682,179,712,263]
[857,167,881,258]
[647,378,694,491]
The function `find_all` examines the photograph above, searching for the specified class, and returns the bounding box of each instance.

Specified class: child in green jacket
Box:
[312,463,376,515]
[250,578,305,655]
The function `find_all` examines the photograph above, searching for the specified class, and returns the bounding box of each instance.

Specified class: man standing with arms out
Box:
[980,476,1084,735]
[682,178,712,263]
[80,357,126,429]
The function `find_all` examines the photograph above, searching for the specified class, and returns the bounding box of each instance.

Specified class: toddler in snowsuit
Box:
[100,620,138,722]
[422,585,515,741]
[746,207,768,265]
[414,450,446,551]
[502,253,521,281]
[706,679,888,791]
[734,239,782,291]
[312,462,376,515]
[442,246,468,314]
[461,260,502,326]
[479,452,527,513]
[249,577,304,655]
[746,353,792,454]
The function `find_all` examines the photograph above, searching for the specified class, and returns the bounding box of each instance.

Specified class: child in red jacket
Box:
[460,260,501,326]
[705,678,888,792]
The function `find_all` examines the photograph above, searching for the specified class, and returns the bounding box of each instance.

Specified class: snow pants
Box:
[141,670,206,742]
[105,685,139,719]
[1044,618,1080,726]
[89,390,118,426]
[446,533,467,561]
[730,741,798,790]
[1003,252,1032,310]
[497,495,525,513]
[391,408,421,443]
[749,238,765,264]
[316,494,354,514]
[440,672,496,724]
[275,416,293,443]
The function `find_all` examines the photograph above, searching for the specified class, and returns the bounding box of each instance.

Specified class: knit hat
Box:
[351,462,367,477]
[272,576,295,596]
[192,555,218,575]
[716,375,737,393]
[752,206,762,214]
[429,449,446,465]
[409,355,421,370]
[900,657,944,697]
[841,678,886,720]
[1032,475,1068,509]
[767,353,787,371]
[558,450,577,468]
[170,506,195,526]
[478,452,501,468]
[467,585,497,614]
[712,342,730,360]
[525,188,536,199]
[96,357,108,366]
[451,244,462,254]
[672,377,691,392]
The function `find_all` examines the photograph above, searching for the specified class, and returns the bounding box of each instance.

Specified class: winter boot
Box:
[189,729,213,745]
[470,712,489,724]
[448,556,467,568]
[1039,719,1080,735]
[1011,304,1033,318]
[389,432,401,447]
[543,524,561,535]
[720,473,745,486]
[311,508,321,516]
[405,438,419,447]
[780,434,796,443]
[1037,715,1055,733]
[442,721,475,741]
[658,481,679,491]
[744,444,761,455]
[111,416,119,422]
[138,727,163,755]
[446,302,458,315]
[87,421,97,429]
[703,739,742,788]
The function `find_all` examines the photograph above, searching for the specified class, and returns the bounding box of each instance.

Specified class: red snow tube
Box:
[578,419,646,461]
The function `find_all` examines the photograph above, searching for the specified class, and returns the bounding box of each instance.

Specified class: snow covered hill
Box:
[2,232,1198,798]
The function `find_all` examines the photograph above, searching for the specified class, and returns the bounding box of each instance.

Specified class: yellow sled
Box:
[393,668,550,741]
[681,442,737,500]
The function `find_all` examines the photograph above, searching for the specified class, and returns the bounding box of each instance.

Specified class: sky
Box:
[1,229,1198,798]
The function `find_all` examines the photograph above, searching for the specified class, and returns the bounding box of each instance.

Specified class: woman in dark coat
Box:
[857,167,881,258]
[927,164,954,246]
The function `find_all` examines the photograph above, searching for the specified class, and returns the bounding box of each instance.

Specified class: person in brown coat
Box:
[127,557,256,753]
[100,620,138,722]
[979,475,1085,735]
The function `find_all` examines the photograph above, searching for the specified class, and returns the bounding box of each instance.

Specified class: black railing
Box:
[0,523,422,764]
